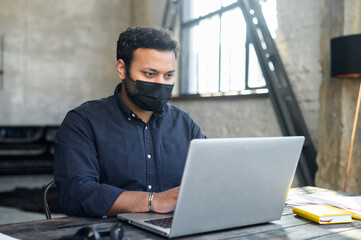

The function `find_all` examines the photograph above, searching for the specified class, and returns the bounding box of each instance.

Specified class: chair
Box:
[42,180,56,219]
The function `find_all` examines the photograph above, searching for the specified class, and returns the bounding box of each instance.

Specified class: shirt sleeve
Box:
[54,110,124,217]
[190,116,207,139]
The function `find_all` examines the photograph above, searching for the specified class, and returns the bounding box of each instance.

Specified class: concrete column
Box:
[275,0,323,147]
[316,0,361,194]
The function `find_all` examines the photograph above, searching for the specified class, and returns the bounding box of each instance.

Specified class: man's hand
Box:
[152,186,180,213]
[106,186,180,216]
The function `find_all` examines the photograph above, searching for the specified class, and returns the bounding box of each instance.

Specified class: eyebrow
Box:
[142,67,175,73]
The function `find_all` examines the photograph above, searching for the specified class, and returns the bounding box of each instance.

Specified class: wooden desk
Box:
[0,187,361,239]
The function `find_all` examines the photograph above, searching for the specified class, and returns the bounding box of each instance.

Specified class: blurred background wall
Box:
[0,0,309,140]
[0,0,131,125]
[0,0,319,141]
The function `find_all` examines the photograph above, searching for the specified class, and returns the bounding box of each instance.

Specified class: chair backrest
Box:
[42,181,56,219]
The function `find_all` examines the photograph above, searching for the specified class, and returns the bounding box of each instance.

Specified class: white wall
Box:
[171,97,282,138]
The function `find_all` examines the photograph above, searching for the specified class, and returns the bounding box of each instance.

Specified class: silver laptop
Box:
[117,136,304,238]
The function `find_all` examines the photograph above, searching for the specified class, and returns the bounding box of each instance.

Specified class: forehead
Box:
[131,48,176,71]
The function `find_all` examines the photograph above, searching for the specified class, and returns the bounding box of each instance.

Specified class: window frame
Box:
[178,1,268,97]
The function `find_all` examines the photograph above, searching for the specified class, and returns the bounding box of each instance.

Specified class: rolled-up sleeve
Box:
[54,111,124,217]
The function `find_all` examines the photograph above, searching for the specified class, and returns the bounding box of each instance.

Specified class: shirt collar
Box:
[114,82,133,120]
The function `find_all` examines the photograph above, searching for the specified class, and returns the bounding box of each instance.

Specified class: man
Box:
[54,27,206,217]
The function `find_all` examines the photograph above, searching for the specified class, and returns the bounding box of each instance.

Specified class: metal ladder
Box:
[163,0,318,186]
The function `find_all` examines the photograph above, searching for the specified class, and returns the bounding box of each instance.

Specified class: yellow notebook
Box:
[292,204,354,224]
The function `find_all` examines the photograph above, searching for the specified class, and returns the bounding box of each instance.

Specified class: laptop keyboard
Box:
[145,217,173,229]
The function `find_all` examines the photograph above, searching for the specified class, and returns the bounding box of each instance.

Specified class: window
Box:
[180,0,277,96]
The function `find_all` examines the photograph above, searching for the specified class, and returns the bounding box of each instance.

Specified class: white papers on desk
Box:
[0,233,20,240]
[286,194,361,220]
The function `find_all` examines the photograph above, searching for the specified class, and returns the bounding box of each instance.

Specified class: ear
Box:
[116,59,126,80]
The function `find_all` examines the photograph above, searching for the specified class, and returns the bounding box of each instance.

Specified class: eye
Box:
[144,72,155,77]
[165,73,174,79]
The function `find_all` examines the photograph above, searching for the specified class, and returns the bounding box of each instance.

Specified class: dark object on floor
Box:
[0,186,63,214]
[61,223,124,240]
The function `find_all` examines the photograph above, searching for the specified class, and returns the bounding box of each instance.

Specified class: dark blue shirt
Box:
[54,83,205,217]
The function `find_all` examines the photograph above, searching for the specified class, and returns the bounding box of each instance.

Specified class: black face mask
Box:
[124,76,174,112]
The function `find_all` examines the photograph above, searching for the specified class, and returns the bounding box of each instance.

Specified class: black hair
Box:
[116,26,179,75]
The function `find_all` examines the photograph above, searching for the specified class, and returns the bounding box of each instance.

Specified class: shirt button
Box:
[147,154,152,159]
[148,185,152,190]
[127,118,131,121]
[145,126,148,130]
[131,113,135,118]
